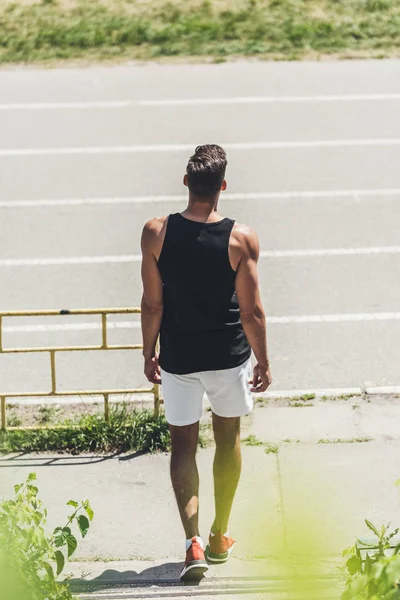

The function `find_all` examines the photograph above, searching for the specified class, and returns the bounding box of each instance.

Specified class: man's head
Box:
[184,144,227,202]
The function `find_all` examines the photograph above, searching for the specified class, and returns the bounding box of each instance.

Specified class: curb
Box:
[262,385,400,400]
[7,385,400,406]
[71,576,340,599]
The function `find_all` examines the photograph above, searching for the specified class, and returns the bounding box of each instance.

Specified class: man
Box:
[141,144,272,581]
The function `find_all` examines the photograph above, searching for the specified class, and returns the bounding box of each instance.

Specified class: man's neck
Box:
[182,195,223,223]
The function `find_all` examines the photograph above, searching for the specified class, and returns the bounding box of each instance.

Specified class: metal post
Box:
[50,350,57,393]
[1,397,6,431]
[101,313,107,348]
[104,393,110,422]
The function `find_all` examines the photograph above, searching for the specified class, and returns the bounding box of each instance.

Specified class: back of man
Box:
[141,144,272,581]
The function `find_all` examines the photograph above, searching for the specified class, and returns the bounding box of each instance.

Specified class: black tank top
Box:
[157,213,251,374]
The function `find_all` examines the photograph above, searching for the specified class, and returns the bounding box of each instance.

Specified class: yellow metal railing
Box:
[0,308,161,430]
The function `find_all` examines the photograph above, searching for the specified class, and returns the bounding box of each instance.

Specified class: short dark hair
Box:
[186,144,227,198]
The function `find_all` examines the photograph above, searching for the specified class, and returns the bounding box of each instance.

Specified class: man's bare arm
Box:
[140,220,164,384]
[235,226,272,393]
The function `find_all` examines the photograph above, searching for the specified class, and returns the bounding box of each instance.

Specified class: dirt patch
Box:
[5,399,152,428]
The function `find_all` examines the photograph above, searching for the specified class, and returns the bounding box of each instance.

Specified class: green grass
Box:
[264,442,278,454]
[242,434,264,446]
[0,405,171,454]
[321,394,356,401]
[242,435,279,454]
[317,437,373,444]
[1,0,400,64]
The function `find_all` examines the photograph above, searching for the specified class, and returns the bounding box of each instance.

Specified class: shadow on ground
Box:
[67,563,202,593]
[0,450,148,468]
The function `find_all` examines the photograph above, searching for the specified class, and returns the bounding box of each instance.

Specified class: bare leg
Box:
[211,414,241,534]
[169,422,200,539]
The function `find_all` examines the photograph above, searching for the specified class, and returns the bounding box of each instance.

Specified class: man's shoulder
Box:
[143,216,168,236]
[231,222,258,246]
[141,216,168,252]
[229,222,259,262]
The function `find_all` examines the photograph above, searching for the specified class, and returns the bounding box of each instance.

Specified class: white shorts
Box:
[161,359,253,426]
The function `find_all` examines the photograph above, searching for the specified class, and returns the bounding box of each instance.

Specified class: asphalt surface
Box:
[0,59,400,396]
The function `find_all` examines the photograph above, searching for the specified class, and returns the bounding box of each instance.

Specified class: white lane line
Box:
[141,94,400,106]
[0,255,141,267]
[268,313,400,323]
[0,194,186,208]
[4,138,400,156]
[260,246,400,258]
[2,188,400,209]
[1,246,399,267]
[2,322,137,333]
[0,101,133,110]
[2,94,400,110]
[3,312,400,334]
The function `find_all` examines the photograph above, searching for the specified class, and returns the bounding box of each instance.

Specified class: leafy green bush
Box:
[0,405,170,454]
[342,519,400,599]
[0,473,94,600]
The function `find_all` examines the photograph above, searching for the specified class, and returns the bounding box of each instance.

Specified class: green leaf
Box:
[66,534,77,558]
[33,511,42,525]
[365,519,381,539]
[67,500,79,508]
[77,515,90,538]
[365,554,373,575]
[14,484,23,494]
[55,550,65,575]
[346,555,362,575]
[43,562,54,580]
[53,526,72,547]
[395,479,400,487]
[27,473,37,481]
[84,504,94,521]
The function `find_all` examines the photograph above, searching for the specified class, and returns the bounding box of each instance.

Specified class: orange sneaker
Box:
[180,537,209,581]
[205,531,236,563]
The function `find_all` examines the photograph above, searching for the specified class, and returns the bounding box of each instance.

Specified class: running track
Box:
[0,59,399,397]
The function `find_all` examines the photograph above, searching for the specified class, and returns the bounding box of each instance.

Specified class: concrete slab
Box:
[0,446,282,561]
[249,403,364,443]
[278,441,400,556]
[248,399,400,443]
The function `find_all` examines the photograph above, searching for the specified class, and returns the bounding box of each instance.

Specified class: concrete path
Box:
[1,399,400,597]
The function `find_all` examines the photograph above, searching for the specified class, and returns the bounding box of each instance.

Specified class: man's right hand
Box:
[249,363,272,393]
[144,355,162,385]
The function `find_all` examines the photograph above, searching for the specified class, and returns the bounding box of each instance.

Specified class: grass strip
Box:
[0,405,171,454]
[1,0,400,64]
